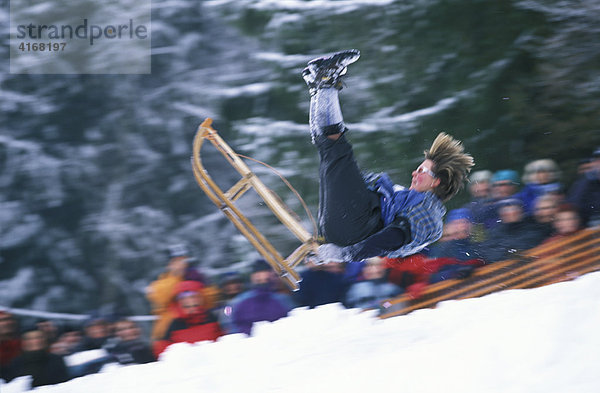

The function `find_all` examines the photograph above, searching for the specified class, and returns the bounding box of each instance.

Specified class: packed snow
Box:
[3,272,600,393]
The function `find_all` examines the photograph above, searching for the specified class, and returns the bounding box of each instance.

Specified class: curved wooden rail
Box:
[191,118,319,290]
[380,227,600,318]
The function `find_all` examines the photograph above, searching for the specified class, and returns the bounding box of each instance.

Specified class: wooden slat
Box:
[524,228,595,257]
[383,258,520,309]
[509,248,600,291]
[224,175,253,201]
[456,247,598,300]
[380,227,600,319]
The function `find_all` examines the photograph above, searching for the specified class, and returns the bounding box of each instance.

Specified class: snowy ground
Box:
[3,272,600,393]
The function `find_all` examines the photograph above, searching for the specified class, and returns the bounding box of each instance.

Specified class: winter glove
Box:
[315,243,348,264]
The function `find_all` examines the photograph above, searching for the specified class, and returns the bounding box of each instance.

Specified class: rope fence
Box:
[0,306,157,322]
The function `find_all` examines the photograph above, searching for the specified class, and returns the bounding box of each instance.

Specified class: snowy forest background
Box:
[1,0,599,316]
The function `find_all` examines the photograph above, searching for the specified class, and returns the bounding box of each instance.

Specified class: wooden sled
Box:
[191,118,319,290]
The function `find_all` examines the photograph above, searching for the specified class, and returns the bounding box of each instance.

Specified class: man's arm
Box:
[318,217,411,262]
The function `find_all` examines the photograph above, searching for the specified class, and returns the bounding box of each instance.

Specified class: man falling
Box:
[302,49,475,263]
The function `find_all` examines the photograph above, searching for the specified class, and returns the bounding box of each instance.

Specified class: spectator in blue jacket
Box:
[519,159,562,216]
[481,198,547,262]
[295,261,349,309]
[428,208,484,262]
[427,208,486,283]
[473,169,521,230]
[568,147,600,227]
[462,170,493,240]
[230,260,295,335]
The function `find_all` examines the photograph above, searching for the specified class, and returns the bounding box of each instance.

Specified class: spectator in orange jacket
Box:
[146,245,219,341]
[153,281,223,357]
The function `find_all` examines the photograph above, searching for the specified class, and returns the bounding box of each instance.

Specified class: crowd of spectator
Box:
[0,311,154,388]
[1,148,598,389]
[382,149,599,295]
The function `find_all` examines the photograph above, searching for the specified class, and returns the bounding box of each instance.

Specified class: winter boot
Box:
[303,49,360,96]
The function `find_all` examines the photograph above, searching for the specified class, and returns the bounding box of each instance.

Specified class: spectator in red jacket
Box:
[0,311,21,375]
[153,281,223,357]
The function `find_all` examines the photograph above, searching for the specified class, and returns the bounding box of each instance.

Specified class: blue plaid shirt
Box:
[366,172,446,258]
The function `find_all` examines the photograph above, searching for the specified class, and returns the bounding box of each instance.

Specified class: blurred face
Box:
[469,181,490,199]
[0,313,17,336]
[49,330,83,355]
[37,320,58,340]
[577,161,593,174]
[410,159,440,193]
[222,281,244,297]
[168,256,189,276]
[500,204,523,224]
[62,330,82,346]
[251,270,273,286]
[363,258,386,280]
[492,181,517,199]
[115,320,141,342]
[178,293,203,315]
[593,158,600,175]
[86,322,109,339]
[444,219,471,240]
[534,199,558,223]
[532,169,553,185]
[553,211,580,235]
[22,330,47,352]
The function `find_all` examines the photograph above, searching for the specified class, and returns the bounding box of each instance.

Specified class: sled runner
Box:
[191,118,319,290]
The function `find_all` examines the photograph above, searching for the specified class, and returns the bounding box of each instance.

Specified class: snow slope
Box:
[3,272,600,393]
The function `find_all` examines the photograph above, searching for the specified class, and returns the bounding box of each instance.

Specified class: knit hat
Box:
[469,170,492,184]
[491,169,520,185]
[251,259,271,273]
[497,198,524,208]
[168,244,189,258]
[446,208,472,223]
[83,315,108,328]
[522,159,560,184]
[174,280,203,300]
[219,272,244,286]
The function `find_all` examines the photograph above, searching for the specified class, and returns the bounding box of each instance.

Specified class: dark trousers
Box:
[316,135,383,246]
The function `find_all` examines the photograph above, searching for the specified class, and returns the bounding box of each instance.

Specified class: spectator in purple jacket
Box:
[230,260,295,336]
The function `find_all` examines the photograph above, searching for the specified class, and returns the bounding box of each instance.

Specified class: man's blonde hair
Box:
[425,133,474,202]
